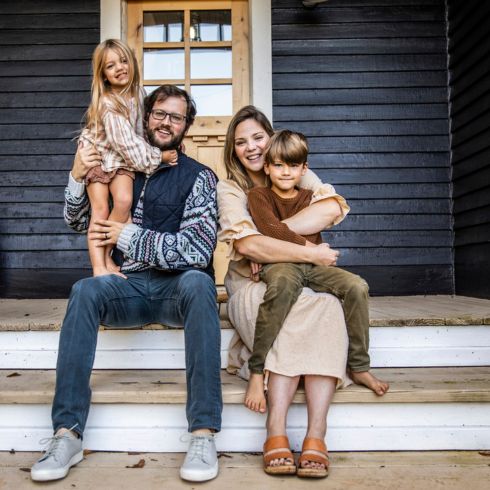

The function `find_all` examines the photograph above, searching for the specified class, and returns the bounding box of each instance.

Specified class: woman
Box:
[217,106,351,478]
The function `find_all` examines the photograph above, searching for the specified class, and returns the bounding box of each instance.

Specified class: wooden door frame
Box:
[100,0,272,120]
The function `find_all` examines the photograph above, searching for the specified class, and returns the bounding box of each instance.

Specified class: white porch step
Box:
[2,324,490,369]
[1,367,490,452]
[1,296,490,369]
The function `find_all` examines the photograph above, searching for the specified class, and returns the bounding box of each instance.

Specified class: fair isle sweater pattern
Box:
[63,169,218,272]
[64,186,91,233]
[119,169,217,272]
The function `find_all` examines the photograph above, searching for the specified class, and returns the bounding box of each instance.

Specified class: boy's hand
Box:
[250,261,262,282]
[310,243,339,266]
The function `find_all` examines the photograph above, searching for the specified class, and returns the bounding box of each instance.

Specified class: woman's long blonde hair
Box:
[84,39,141,133]
[223,105,274,191]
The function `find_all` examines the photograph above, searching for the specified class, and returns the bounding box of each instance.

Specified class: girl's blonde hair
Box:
[84,39,141,132]
[223,105,274,191]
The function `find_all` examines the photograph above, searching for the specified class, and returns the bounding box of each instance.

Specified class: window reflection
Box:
[144,11,184,42]
[191,48,232,79]
[190,10,232,42]
[143,49,185,80]
[192,85,232,116]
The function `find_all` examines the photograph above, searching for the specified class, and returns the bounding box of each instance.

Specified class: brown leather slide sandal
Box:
[297,437,329,478]
[263,435,297,475]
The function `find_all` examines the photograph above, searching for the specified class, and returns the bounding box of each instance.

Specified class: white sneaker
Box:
[180,434,219,482]
[31,431,83,481]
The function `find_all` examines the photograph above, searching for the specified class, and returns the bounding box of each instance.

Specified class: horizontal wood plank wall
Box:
[0,0,99,297]
[447,0,490,299]
[271,0,453,295]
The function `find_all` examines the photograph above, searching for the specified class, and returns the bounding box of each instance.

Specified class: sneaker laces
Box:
[181,434,214,464]
[38,424,79,462]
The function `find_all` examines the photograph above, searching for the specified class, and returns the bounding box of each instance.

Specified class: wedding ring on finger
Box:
[105,232,109,240]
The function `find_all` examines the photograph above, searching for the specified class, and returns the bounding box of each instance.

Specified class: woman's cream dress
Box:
[217,170,352,387]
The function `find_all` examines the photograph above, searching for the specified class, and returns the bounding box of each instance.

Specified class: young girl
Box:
[80,39,177,277]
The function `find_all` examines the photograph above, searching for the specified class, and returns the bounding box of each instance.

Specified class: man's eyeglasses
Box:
[150,110,186,124]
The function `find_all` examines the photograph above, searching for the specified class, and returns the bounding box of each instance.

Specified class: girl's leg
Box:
[86,182,110,276]
[301,375,336,470]
[265,372,300,467]
[106,173,133,272]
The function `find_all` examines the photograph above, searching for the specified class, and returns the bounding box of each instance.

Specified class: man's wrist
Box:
[68,172,86,197]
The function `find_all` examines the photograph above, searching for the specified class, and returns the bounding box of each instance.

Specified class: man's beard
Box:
[147,125,185,151]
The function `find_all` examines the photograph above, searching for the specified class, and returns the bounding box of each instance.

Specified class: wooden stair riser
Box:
[2,403,489,452]
[2,325,489,369]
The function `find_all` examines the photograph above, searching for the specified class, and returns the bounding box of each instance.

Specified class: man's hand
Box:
[249,261,262,282]
[72,140,102,182]
[310,243,340,266]
[90,219,126,247]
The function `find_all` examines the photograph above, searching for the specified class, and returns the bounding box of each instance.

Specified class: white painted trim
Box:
[249,0,273,120]
[3,403,490,452]
[3,326,489,369]
[100,0,122,41]
[99,1,273,118]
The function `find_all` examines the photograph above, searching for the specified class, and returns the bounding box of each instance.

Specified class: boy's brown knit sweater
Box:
[247,186,322,245]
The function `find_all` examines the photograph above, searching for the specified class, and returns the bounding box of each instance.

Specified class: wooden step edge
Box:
[0,319,234,332]
[2,317,489,332]
[1,367,490,405]
[1,296,490,331]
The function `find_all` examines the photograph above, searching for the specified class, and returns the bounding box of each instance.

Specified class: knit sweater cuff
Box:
[117,224,140,254]
[68,173,86,197]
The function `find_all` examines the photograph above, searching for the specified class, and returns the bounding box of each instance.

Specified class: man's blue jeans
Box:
[51,269,222,437]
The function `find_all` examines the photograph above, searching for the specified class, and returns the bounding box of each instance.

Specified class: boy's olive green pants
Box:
[248,262,370,374]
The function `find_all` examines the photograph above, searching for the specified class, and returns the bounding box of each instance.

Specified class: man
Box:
[31,85,222,483]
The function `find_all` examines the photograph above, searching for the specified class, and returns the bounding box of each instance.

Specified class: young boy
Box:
[245,130,388,412]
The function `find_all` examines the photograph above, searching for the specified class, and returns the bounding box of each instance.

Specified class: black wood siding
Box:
[0,0,99,297]
[271,0,453,295]
[447,0,490,299]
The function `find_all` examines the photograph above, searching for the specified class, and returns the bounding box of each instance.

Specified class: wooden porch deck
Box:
[1,295,490,331]
[2,450,489,490]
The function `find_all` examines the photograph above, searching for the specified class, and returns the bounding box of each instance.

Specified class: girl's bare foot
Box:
[93,267,126,279]
[245,373,267,413]
[106,254,120,273]
[350,370,389,395]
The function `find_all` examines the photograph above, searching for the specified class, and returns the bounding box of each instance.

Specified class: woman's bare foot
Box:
[300,459,326,470]
[350,370,389,395]
[245,373,267,413]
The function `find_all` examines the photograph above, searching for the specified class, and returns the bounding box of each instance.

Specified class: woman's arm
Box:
[217,179,339,266]
[235,234,339,266]
[282,168,350,235]
[282,197,342,235]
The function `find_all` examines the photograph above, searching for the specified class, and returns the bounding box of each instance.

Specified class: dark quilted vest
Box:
[113,152,215,279]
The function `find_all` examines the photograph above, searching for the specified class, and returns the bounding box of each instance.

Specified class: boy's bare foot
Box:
[245,373,267,413]
[350,370,389,396]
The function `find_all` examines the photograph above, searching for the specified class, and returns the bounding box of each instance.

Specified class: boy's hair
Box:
[265,130,309,166]
[144,84,196,133]
[84,39,140,132]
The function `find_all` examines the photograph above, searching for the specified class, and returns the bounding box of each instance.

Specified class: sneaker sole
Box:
[31,450,84,482]
[180,461,219,482]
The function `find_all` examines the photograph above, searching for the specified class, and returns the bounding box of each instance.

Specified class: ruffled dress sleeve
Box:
[217,179,261,261]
